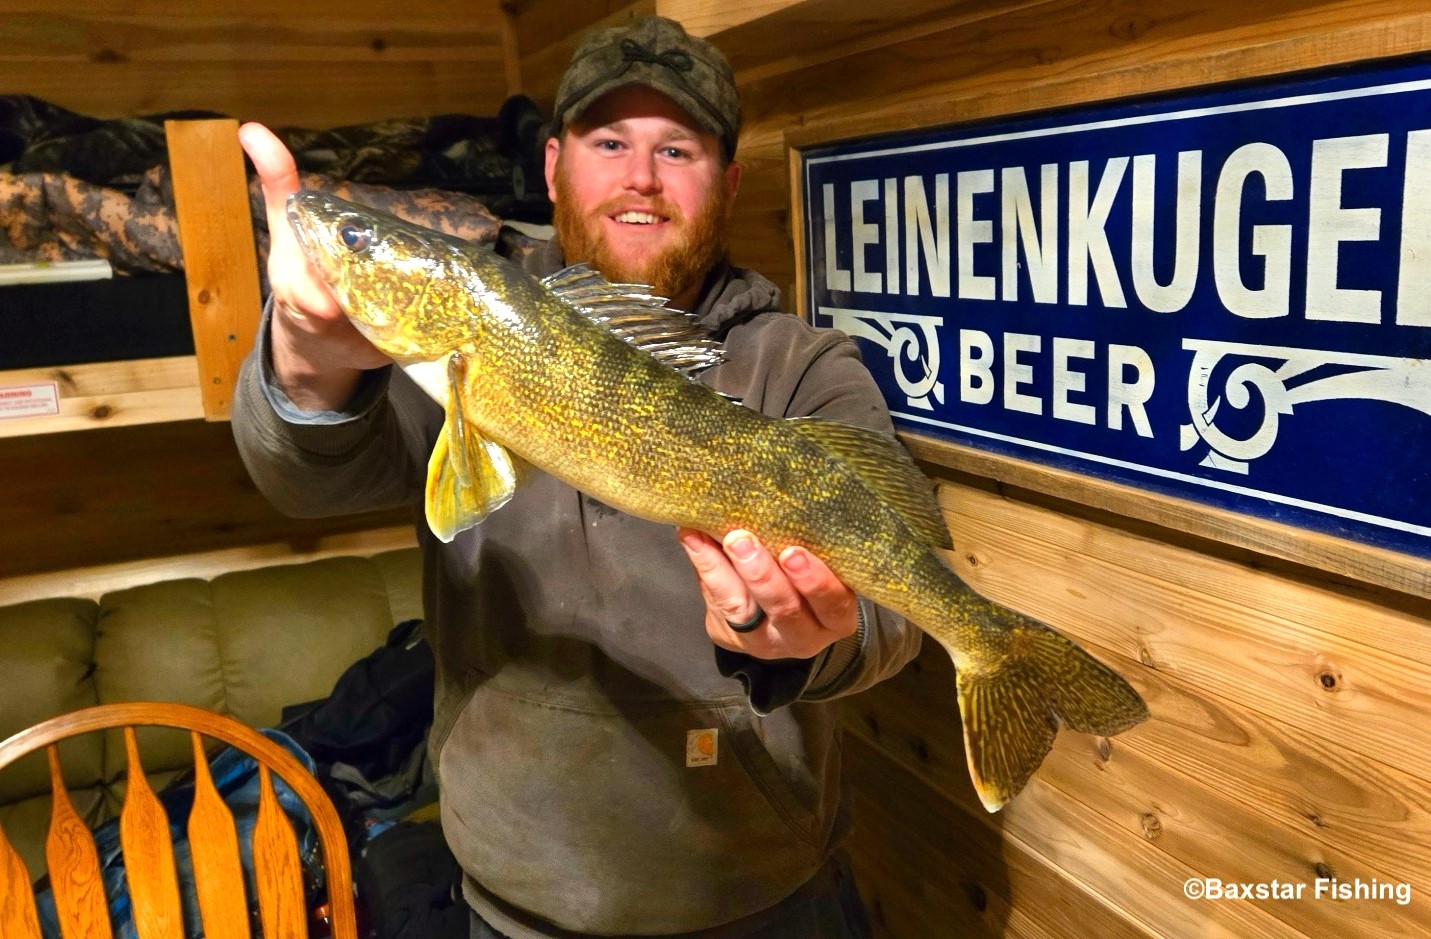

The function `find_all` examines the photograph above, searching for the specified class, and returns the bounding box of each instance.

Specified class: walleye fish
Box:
[287,190,1148,810]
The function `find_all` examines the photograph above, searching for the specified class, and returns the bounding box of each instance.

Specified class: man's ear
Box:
[723,160,742,213]
[544,137,562,203]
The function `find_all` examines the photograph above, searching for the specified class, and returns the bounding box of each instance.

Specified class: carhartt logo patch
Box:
[686,728,718,767]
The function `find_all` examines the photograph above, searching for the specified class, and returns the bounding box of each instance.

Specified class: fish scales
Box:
[287,190,1149,810]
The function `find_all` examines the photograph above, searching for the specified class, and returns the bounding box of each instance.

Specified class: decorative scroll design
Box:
[1181,339,1431,474]
[819,307,946,411]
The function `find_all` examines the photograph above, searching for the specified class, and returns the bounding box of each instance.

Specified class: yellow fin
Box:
[423,352,527,542]
[788,417,952,550]
[949,608,1148,811]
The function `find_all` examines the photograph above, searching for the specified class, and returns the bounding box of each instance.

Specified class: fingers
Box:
[776,546,858,637]
[678,528,860,660]
[238,122,341,321]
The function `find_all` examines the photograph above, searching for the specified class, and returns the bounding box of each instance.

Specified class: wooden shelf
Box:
[0,356,204,438]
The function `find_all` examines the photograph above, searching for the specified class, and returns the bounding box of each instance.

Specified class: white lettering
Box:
[851,179,882,294]
[823,183,851,292]
[1052,338,1097,424]
[1107,344,1155,437]
[884,177,901,294]
[1003,332,1042,415]
[905,175,951,297]
[1131,151,1202,313]
[960,329,995,405]
[1001,164,1059,303]
[1213,142,1293,318]
[958,169,996,300]
[1069,157,1129,307]
[1306,134,1387,323]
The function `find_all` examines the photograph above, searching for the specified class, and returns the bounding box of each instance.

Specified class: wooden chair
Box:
[0,702,356,939]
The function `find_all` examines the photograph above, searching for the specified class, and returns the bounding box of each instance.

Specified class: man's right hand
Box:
[238,122,391,411]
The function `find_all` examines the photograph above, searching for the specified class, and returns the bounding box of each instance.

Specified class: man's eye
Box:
[661,147,690,160]
[595,139,624,152]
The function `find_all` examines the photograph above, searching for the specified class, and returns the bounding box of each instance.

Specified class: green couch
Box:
[0,548,422,881]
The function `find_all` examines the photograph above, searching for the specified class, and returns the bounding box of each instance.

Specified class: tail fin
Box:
[951,619,1148,812]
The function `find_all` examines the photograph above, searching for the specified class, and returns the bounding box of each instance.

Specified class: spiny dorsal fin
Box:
[789,417,953,550]
[542,263,725,379]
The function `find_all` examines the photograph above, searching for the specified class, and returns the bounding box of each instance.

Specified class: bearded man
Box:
[233,15,920,939]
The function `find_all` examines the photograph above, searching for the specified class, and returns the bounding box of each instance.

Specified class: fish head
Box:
[286,190,475,359]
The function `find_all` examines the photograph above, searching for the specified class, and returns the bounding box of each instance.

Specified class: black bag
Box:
[355,821,470,939]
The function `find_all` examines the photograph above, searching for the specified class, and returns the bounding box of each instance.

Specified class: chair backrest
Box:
[0,702,356,939]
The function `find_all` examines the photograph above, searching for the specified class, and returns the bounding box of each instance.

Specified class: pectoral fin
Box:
[424,352,527,542]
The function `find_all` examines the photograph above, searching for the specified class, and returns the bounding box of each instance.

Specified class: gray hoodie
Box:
[231,238,922,937]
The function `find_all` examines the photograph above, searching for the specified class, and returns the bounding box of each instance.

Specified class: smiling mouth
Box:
[611,210,667,226]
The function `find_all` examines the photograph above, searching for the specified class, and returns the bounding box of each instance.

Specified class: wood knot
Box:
[1140,812,1163,840]
[370,37,388,53]
[1138,646,1156,668]
[90,404,112,420]
[1317,670,1340,692]
[965,553,980,568]
[1096,737,1112,762]
[1306,812,1326,829]
[961,881,988,912]
[1110,16,1155,41]
[91,48,128,64]
[197,288,211,304]
[1314,861,1334,880]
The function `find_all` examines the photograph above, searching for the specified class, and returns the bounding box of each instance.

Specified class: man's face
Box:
[545,85,741,305]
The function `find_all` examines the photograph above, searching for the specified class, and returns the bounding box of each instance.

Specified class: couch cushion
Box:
[206,556,398,729]
[0,599,101,804]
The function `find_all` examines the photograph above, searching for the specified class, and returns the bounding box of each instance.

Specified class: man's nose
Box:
[622,151,661,194]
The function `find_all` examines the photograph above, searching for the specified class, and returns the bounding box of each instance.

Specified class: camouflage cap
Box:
[550,15,741,161]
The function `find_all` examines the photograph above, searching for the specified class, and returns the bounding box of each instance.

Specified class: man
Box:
[233,15,922,939]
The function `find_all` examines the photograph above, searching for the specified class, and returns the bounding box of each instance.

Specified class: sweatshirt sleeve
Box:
[230,300,422,519]
[712,323,926,713]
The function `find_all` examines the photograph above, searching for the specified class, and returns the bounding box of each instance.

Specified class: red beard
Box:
[552,165,730,305]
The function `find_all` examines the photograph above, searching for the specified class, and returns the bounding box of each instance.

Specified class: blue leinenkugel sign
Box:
[802,57,1431,560]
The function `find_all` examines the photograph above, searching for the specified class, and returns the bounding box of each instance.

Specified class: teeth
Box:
[615,211,660,224]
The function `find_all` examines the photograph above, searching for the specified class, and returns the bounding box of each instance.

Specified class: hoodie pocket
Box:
[435,683,828,934]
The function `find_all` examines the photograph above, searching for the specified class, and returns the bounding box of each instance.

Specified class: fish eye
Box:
[339,223,372,252]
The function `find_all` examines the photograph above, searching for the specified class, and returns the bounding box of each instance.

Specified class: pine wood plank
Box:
[118,728,184,939]
[903,436,1431,602]
[187,732,251,939]
[846,710,1303,939]
[0,525,415,605]
[852,634,1430,937]
[44,746,112,939]
[0,61,508,126]
[0,821,42,939]
[0,357,203,439]
[777,0,1431,148]
[252,766,306,939]
[0,12,500,62]
[841,728,1152,939]
[0,419,412,582]
[3,0,482,20]
[164,119,263,422]
[933,481,1431,782]
[517,0,656,108]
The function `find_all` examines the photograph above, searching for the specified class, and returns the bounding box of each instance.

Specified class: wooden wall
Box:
[0,0,511,127]
[506,2,1431,937]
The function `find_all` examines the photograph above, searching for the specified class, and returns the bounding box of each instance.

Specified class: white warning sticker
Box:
[0,382,60,420]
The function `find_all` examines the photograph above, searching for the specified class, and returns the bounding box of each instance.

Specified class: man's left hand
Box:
[677,527,860,660]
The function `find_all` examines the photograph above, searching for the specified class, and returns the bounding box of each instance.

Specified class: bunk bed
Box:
[0,98,551,438]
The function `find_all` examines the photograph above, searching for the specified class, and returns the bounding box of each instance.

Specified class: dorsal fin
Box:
[542,263,725,379]
[789,418,953,550]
